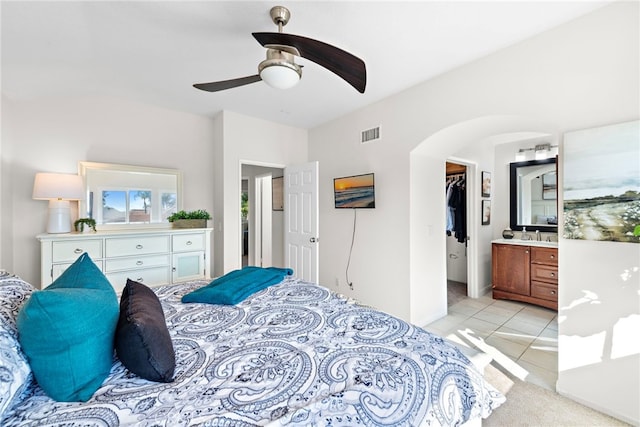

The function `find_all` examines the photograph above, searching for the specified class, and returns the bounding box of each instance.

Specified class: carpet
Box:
[483,363,631,426]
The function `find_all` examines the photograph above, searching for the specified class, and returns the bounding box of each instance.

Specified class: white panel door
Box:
[284,162,318,283]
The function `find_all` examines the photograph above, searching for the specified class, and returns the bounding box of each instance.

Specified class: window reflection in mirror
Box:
[510,158,558,232]
[80,162,182,227]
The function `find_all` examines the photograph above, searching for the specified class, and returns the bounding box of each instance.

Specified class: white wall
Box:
[214,110,307,276]
[0,95,217,285]
[310,2,638,423]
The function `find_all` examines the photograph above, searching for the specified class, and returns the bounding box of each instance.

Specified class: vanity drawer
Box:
[531,247,558,266]
[106,267,170,292]
[531,281,558,302]
[104,254,170,273]
[172,233,205,252]
[531,264,558,284]
[105,236,169,257]
[52,239,102,262]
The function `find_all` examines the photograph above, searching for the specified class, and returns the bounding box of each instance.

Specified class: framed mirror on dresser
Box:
[79,162,183,229]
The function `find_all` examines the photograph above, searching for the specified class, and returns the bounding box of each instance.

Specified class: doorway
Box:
[240,163,284,269]
[445,161,471,305]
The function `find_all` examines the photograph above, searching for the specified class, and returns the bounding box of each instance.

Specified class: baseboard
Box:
[556,386,637,426]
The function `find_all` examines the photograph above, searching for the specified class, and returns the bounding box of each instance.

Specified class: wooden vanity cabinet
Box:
[492,244,530,296]
[492,243,558,310]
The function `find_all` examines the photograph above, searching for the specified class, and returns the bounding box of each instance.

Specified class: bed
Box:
[1,267,504,426]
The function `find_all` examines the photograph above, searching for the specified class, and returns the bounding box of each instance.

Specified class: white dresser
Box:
[37,228,212,292]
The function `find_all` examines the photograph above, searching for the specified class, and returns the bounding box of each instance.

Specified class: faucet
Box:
[536,230,541,241]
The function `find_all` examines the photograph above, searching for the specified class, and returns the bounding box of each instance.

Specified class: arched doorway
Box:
[409,115,557,325]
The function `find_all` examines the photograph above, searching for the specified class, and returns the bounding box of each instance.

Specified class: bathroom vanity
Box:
[491,239,558,310]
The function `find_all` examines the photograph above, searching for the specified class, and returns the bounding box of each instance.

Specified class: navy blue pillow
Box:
[115,279,175,382]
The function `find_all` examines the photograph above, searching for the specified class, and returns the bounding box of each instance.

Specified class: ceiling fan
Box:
[193,6,366,93]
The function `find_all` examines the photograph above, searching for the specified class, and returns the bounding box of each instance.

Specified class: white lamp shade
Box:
[33,173,84,201]
[33,172,84,233]
[260,64,301,90]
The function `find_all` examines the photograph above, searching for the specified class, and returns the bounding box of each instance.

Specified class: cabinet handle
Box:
[525,250,529,254]
[136,260,143,266]
[172,267,176,272]
[136,244,143,250]
[74,248,83,254]
[186,241,192,245]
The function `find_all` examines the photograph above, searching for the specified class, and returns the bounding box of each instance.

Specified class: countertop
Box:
[491,238,558,248]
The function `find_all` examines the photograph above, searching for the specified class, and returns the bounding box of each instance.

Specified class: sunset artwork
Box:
[334,173,375,208]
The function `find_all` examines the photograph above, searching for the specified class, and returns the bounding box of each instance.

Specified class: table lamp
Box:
[33,172,85,233]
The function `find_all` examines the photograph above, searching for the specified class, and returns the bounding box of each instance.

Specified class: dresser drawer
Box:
[52,239,102,262]
[531,263,558,284]
[172,233,205,252]
[105,236,169,257]
[51,260,104,284]
[531,247,558,266]
[531,281,558,302]
[104,254,170,273]
[106,267,170,292]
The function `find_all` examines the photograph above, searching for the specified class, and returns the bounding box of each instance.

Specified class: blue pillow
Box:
[182,266,293,305]
[17,253,118,402]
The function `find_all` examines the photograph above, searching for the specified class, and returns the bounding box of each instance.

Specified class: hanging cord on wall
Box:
[345,208,357,290]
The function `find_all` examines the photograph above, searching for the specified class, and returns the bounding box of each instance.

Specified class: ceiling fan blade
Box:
[253,32,366,93]
[193,74,262,92]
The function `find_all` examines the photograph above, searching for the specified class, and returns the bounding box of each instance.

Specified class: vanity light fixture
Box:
[535,143,552,160]
[515,148,532,162]
[515,143,558,161]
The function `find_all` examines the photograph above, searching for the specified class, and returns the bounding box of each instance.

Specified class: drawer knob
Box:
[550,254,555,259]
[551,290,556,295]
[136,244,143,250]
[186,241,192,245]
[550,272,556,277]
[74,248,83,254]
[136,260,143,266]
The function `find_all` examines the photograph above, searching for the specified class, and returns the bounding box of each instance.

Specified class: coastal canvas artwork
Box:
[563,120,640,243]
[334,173,375,208]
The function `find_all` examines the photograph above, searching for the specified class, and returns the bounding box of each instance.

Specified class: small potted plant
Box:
[74,218,97,233]
[167,209,211,229]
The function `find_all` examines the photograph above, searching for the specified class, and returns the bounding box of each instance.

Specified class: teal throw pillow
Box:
[17,253,118,402]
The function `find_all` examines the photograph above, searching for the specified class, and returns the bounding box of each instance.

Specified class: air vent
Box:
[361,126,380,144]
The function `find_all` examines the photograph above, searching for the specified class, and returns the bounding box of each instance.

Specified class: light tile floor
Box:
[424,292,558,391]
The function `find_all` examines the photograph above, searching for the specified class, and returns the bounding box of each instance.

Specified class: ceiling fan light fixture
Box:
[258,50,301,90]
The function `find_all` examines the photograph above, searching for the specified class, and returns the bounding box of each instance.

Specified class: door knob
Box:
[310,237,319,243]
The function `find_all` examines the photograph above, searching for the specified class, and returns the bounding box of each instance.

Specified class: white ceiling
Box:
[1,1,609,129]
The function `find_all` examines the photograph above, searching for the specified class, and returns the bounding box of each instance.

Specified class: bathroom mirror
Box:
[509,157,558,232]
[79,162,182,228]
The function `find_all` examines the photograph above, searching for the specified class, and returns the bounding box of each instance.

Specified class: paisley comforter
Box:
[4,277,504,426]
